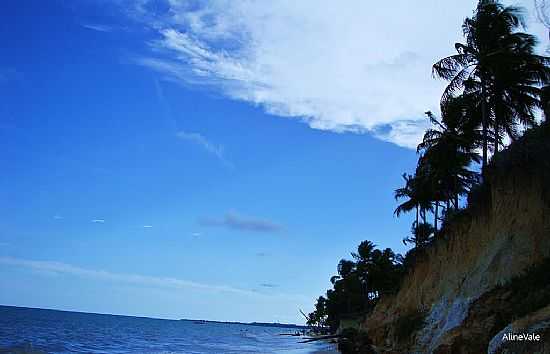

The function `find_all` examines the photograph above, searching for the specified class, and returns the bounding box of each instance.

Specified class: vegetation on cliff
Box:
[307,1,549,351]
[306,241,405,332]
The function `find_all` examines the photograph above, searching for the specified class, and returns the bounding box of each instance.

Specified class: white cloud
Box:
[53,215,63,220]
[143,225,153,228]
[132,0,547,149]
[91,219,105,223]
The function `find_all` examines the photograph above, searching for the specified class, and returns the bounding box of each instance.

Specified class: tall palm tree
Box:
[394,173,432,227]
[337,259,356,279]
[433,0,549,170]
[352,240,376,263]
[417,96,481,222]
[403,222,435,249]
[490,34,550,151]
[413,159,443,231]
[394,173,420,227]
[419,95,480,154]
[542,85,550,120]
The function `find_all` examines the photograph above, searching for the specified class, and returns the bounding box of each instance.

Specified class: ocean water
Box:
[0,306,338,354]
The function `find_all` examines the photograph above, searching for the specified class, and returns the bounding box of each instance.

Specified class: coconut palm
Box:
[394,173,433,227]
[433,0,550,170]
[403,222,435,249]
[394,174,419,226]
[337,259,356,279]
[417,96,481,228]
[352,242,403,298]
[489,35,550,151]
[352,240,376,263]
[541,85,550,120]
[419,95,481,157]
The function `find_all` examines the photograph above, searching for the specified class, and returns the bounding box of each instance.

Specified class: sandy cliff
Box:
[364,125,550,353]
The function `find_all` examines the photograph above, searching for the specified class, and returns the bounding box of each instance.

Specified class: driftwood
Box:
[299,334,341,343]
[299,309,310,321]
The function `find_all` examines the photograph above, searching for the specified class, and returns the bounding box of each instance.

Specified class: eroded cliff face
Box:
[364,129,550,353]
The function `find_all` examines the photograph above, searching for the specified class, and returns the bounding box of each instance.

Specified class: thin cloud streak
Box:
[91,219,105,223]
[260,283,278,288]
[0,256,297,299]
[176,130,232,167]
[200,211,282,233]
[82,24,113,32]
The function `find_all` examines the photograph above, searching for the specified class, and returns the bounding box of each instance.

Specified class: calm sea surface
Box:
[0,306,338,354]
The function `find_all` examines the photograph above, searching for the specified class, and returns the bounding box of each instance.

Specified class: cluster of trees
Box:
[306,241,404,332]
[308,0,549,332]
[395,0,549,247]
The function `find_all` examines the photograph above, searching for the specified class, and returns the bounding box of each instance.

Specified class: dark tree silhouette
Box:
[433,0,549,171]
[417,96,481,228]
[542,85,550,120]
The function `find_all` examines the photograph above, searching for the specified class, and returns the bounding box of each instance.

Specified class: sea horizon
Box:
[0,304,308,329]
[0,305,337,354]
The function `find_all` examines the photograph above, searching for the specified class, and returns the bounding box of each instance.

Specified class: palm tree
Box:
[417,96,481,227]
[433,0,549,170]
[394,174,420,227]
[413,160,442,231]
[352,240,376,263]
[403,222,435,249]
[489,35,550,151]
[352,243,402,298]
[419,95,480,158]
[542,85,550,120]
[307,296,328,329]
[394,173,433,227]
[337,259,356,279]
[352,241,374,300]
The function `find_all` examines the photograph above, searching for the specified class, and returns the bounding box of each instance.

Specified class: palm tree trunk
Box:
[415,206,420,249]
[482,92,489,173]
[434,201,439,232]
[495,102,500,154]
[543,86,550,121]
[481,81,489,174]
[421,209,426,224]
[455,194,459,210]
[495,123,499,153]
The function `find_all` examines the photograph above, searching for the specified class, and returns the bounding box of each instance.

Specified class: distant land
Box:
[179,318,309,329]
[0,305,308,329]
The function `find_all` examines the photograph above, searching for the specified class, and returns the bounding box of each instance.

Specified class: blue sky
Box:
[0,0,547,323]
